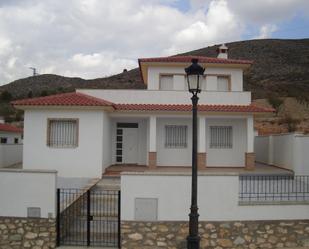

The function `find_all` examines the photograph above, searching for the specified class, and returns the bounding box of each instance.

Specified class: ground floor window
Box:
[210,126,232,148]
[0,137,7,144]
[47,119,78,148]
[165,125,188,148]
[14,138,19,144]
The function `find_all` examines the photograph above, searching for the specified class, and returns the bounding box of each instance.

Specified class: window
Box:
[217,76,230,91]
[200,76,207,91]
[160,75,173,90]
[210,126,232,148]
[0,137,7,144]
[47,119,78,148]
[14,138,19,144]
[116,128,123,163]
[165,125,187,148]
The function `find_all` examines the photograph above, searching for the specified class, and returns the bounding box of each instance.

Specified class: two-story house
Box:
[13,45,273,178]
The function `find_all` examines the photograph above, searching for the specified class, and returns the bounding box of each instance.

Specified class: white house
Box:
[0,120,23,168]
[13,45,274,178]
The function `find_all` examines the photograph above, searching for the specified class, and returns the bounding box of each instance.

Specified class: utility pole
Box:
[29,67,38,76]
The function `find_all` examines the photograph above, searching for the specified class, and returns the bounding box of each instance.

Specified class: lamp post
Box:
[185,58,205,249]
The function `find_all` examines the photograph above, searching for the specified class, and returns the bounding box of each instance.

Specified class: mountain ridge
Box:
[1,38,308,100]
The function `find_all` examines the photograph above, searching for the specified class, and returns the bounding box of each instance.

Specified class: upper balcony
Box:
[78,89,251,106]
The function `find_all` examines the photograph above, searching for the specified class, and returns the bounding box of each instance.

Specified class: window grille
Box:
[210,126,232,148]
[48,119,78,147]
[165,125,187,148]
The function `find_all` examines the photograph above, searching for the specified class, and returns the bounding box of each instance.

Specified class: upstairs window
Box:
[160,75,173,90]
[210,126,232,149]
[47,119,78,148]
[217,76,230,91]
[14,138,19,144]
[0,137,7,144]
[165,125,187,148]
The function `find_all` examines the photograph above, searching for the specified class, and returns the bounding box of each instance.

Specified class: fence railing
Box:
[57,188,121,247]
[239,175,309,203]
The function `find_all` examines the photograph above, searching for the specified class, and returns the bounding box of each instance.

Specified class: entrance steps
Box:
[94,177,120,191]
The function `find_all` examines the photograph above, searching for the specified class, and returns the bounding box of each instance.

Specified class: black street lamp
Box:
[185,58,205,249]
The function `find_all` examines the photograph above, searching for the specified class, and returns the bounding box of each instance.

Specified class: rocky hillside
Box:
[0,69,144,99]
[1,38,308,100]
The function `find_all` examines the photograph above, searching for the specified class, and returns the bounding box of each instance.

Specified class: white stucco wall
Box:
[102,112,111,171]
[0,144,23,168]
[146,66,243,91]
[121,173,309,221]
[206,118,247,167]
[254,135,270,164]
[295,135,309,175]
[0,169,57,218]
[111,118,147,165]
[156,118,192,166]
[23,109,105,178]
[272,134,294,171]
[255,133,309,174]
[78,89,251,105]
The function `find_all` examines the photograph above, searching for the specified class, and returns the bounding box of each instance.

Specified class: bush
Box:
[267,95,284,115]
[0,91,12,102]
[280,115,301,132]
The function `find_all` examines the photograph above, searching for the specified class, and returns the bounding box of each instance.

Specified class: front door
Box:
[122,128,138,164]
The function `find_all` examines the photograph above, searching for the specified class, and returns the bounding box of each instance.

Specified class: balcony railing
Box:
[239,175,309,204]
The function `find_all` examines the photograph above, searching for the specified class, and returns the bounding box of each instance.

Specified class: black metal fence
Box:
[56,188,121,247]
[239,175,309,203]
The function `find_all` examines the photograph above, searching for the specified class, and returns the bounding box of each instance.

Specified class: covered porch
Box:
[109,114,256,171]
[103,162,293,177]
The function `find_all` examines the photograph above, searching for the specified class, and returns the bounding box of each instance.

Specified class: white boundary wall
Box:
[0,144,22,167]
[0,169,57,218]
[121,173,309,221]
[255,133,309,174]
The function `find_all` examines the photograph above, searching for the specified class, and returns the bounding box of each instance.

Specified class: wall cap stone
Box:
[0,168,57,174]
[121,171,239,176]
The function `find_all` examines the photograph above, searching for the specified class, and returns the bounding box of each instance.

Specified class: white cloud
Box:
[256,24,278,39]
[0,0,308,85]
[166,0,242,54]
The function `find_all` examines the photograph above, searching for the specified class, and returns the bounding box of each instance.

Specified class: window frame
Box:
[164,125,188,149]
[47,118,79,148]
[209,125,233,149]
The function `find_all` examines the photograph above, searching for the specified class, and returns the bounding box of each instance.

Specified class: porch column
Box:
[245,116,255,170]
[148,116,157,169]
[198,117,206,170]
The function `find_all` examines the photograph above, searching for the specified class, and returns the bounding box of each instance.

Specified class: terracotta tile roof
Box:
[115,104,274,113]
[139,55,253,65]
[12,92,114,107]
[0,123,23,133]
[11,92,274,113]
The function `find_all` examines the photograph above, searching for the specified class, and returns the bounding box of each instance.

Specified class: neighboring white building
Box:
[13,47,274,178]
[0,121,23,168]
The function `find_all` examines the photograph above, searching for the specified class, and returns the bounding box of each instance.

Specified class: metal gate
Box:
[56,189,121,247]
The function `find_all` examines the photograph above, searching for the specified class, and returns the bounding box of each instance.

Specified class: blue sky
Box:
[0,0,308,85]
